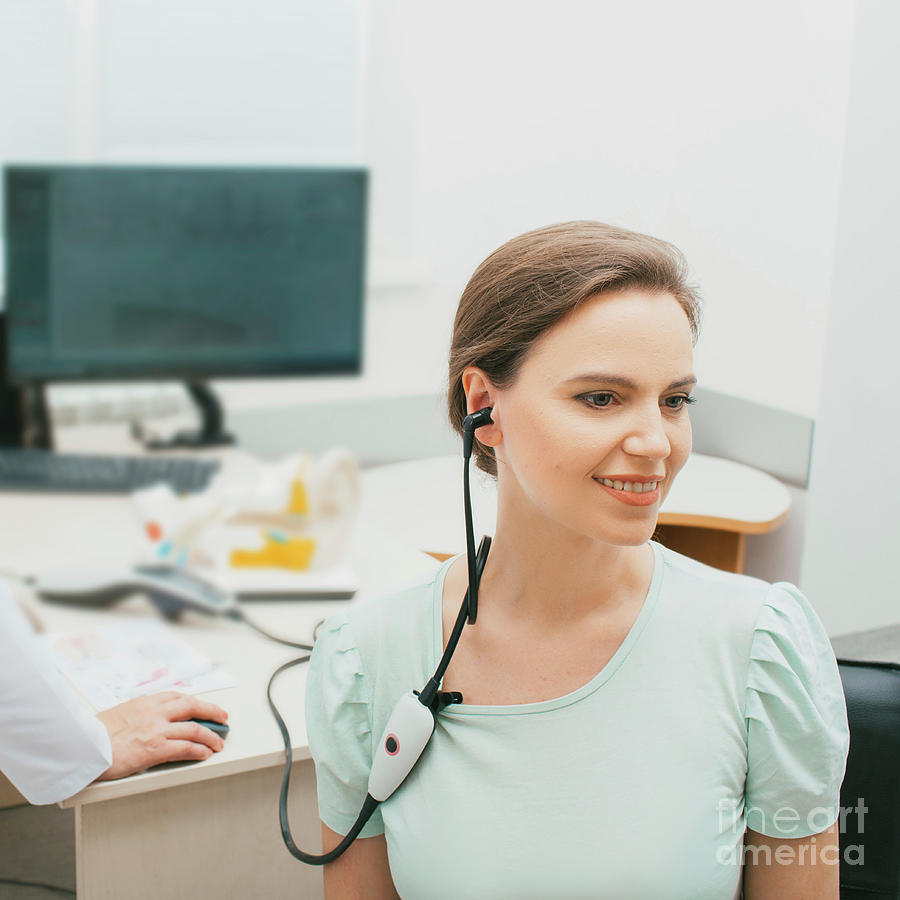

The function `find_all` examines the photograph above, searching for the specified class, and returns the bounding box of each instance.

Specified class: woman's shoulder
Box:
[652,541,822,647]
[651,543,838,708]
[314,557,451,693]
[655,541,771,606]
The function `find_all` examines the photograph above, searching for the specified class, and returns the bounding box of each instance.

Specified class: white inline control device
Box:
[367,691,436,802]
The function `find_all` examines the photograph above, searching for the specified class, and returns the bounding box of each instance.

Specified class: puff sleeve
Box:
[305,612,384,837]
[743,582,850,838]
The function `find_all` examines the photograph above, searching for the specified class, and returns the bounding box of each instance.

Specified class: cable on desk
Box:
[266,653,378,864]
[227,607,313,651]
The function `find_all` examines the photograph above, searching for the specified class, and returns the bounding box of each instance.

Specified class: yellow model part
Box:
[230,534,317,571]
[288,480,309,515]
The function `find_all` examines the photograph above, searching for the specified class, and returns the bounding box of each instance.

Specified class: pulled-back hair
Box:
[447,221,701,476]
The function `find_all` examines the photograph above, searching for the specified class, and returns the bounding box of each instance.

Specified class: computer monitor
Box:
[2,164,367,448]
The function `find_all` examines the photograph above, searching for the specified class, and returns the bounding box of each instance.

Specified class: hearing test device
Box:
[269,407,494,865]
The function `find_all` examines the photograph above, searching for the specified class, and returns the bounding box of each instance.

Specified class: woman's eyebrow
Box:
[563,373,697,390]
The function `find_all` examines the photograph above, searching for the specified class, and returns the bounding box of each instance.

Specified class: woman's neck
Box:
[474,502,654,632]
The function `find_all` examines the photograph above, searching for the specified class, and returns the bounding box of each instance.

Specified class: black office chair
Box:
[836,659,900,899]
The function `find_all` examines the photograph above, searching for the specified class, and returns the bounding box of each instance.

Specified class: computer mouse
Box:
[190,718,230,738]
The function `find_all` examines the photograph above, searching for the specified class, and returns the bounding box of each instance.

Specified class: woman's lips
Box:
[592,477,660,507]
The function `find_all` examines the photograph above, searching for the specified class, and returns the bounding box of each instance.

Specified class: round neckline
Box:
[430,540,665,716]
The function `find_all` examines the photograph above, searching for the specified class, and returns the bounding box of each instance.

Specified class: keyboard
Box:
[0,448,221,494]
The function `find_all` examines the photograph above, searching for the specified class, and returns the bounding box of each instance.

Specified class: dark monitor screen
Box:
[3,165,366,384]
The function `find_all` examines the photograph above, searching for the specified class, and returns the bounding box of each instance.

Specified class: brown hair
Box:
[447,221,701,476]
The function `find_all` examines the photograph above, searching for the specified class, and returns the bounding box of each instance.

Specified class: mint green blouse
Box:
[305,542,849,899]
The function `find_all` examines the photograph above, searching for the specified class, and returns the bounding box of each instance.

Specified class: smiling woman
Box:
[305,222,850,900]
[456,286,695,556]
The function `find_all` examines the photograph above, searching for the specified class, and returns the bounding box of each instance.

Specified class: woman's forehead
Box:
[521,290,694,371]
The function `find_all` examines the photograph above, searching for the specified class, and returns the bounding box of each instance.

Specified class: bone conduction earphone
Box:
[266,406,494,865]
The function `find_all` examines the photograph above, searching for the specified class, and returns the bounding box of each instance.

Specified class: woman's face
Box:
[487,288,695,548]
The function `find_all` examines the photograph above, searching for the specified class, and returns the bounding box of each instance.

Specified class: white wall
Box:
[801,0,900,636]
[365,0,855,417]
[0,0,361,163]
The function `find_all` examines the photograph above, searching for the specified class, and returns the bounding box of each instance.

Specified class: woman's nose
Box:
[621,407,671,459]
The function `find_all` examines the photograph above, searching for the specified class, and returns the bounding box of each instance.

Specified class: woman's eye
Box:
[664,394,696,410]
[582,392,614,408]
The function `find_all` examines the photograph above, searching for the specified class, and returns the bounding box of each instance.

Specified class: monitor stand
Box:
[0,314,53,449]
[144,380,235,450]
[0,383,53,450]
[21,384,54,449]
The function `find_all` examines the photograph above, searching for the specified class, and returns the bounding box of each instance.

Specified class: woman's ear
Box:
[461,366,502,447]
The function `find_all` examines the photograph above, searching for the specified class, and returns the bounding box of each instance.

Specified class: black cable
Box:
[229,607,313,651]
[0,877,75,896]
[463,451,478,624]
[419,427,491,709]
[443,535,489,683]
[266,655,380,864]
[418,535,489,710]
[460,407,492,623]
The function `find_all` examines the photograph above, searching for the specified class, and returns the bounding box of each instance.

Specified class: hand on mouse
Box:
[96,691,229,781]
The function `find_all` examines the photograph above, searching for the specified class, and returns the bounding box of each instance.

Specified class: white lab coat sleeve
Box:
[0,582,113,804]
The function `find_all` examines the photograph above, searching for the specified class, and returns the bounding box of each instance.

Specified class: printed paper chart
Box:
[44,619,235,711]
